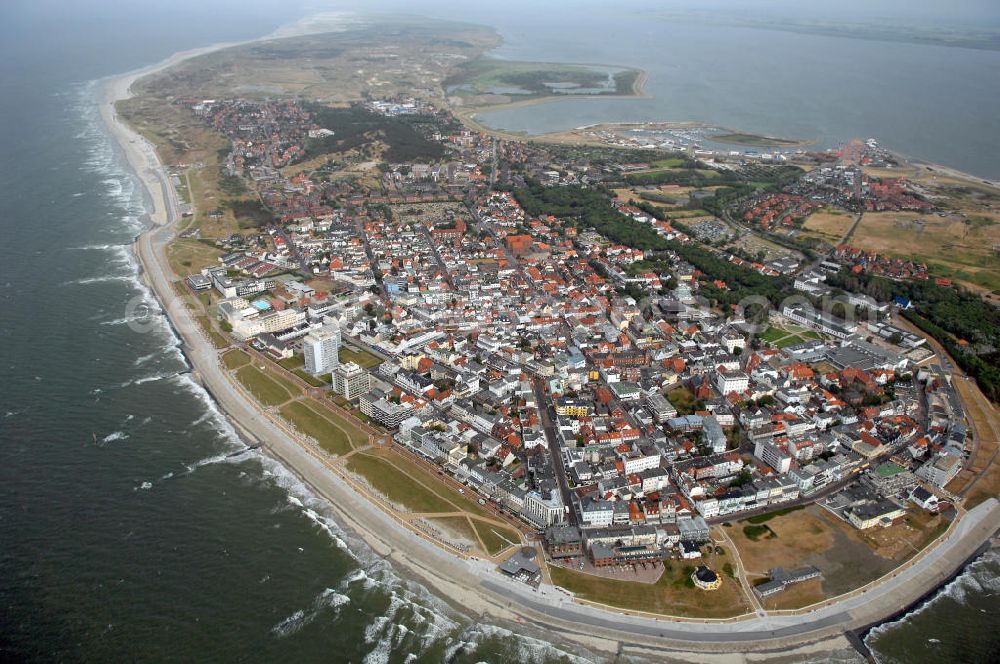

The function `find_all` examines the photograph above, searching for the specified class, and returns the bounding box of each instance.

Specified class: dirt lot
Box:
[549,559,749,619]
[951,376,1000,506]
[760,578,826,611]
[728,504,898,597]
[800,208,855,242]
[851,209,1000,292]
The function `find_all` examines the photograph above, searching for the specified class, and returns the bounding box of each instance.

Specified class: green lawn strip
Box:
[760,325,790,344]
[742,524,776,541]
[425,515,480,546]
[252,363,303,399]
[309,403,368,448]
[295,369,328,388]
[280,400,353,456]
[744,505,804,524]
[470,518,520,555]
[339,347,382,369]
[191,313,229,349]
[278,355,306,371]
[234,365,293,407]
[274,354,328,387]
[548,563,746,618]
[222,349,251,370]
[776,334,807,348]
[346,453,459,513]
[385,452,497,519]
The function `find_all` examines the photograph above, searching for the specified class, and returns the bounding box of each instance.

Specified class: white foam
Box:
[64,274,135,286]
[101,431,129,443]
[170,374,244,448]
[866,549,1000,650]
[184,449,254,473]
[270,588,351,638]
[133,351,159,366]
[450,624,597,664]
[100,315,147,327]
[119,370,180,389]
[301,507,350,551]
[68,243,128,251]
[188,411,214,428]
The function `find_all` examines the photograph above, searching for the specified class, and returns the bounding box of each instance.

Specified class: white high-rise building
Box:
[332,361,371,400]
[303,323,340,375]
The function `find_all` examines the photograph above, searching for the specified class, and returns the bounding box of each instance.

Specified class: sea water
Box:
[0,5,590,662]
[0,3,995,662]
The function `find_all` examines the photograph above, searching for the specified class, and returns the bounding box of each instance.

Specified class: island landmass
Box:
[107,13,1000,661]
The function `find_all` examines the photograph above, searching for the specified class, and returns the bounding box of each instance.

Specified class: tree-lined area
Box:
[828,271,1000,402]
[304,103,447,163]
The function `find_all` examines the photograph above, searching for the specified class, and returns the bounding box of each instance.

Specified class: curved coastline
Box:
[103,38,1000,660]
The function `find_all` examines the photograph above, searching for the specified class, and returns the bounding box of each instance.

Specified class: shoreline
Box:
[851,539,996,660]
[101,30,1000,660]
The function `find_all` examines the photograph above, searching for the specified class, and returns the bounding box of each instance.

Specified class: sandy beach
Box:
[100,28,1000,660]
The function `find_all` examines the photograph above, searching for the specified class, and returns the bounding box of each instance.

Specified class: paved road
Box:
[478,498,998,644]
[532,378,577,527]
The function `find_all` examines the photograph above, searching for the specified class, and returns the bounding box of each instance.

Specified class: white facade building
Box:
[715,369,750,397]
[303,323,341,375]
[332,361,371,399]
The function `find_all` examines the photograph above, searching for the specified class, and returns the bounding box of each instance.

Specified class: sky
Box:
[315,0,1000,28]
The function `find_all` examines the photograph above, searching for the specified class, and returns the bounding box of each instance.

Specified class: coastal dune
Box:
[102,31,1000,661]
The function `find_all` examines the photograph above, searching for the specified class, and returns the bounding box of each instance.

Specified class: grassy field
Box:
[711,132,803,147]
[166,237,222,275]
[851,210,1000,292]
[729,505,897,597]
[745,505,805,524]
[445,58,640,102]
[277,355,328,388]
[280,400,356,456]
[426,515,480,546]
[195,314,229,349]
[346,452,459,513]
[549,562,748,618]
[339,346,383,369]
[760,578,826,611]
[760,323,820,348]
[470,519,521,556]
[234,364,295,407]
[800,208,855,242]
[222,349,250,370]
[666,386,700,415]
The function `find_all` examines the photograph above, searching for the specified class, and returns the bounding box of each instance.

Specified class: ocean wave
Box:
[337,565,469,664]
[101,430,129,444]
[119,370,181,389]
[271,588,351,638]
[133,350,160,366]
[171,373,243,446]
[67,243,129,251]
[63,274,136,286]
[866,549,1000,658]
[301,507,350,551]
[101,314,148,326]
[257,456,362,560]
[444,624,598,664]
